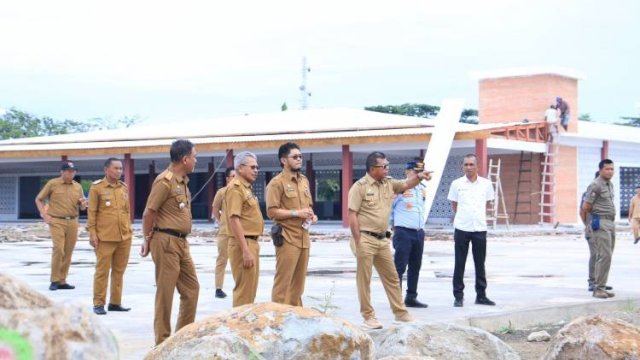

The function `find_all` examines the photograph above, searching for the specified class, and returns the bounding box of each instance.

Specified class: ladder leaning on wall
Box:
[486,158,510,229]
[539,137,559,225]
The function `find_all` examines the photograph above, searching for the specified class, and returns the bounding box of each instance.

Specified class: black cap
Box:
[61,161,77,171]
[405,161,424,171]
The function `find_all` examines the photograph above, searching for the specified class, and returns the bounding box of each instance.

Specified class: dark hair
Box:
[225,167,234,178]
[104,157,121,168]
[277,142,300,168]
[366,151,386,172]
[598,159,613,170]
[170,139,194,163]
[463,154,478,163]
[594,171,599,179]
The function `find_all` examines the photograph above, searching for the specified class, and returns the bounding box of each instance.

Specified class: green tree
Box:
[620,116,640,127]
[578,113,592,121]
[281,102,288,111]
[365,103,478,124]
[0,108,138,140]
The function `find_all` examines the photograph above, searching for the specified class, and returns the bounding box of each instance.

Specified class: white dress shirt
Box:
[447,175,495,232]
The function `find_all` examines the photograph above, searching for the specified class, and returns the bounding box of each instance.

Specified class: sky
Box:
[0,0,638,125]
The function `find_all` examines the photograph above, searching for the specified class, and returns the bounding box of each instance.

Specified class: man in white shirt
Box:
[447,154,496,307]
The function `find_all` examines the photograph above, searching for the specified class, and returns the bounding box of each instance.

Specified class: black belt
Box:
[154,228,187,239]
[395,226,422,232]
[245,235,259,240]
[361,230,385,240]
[50,215,78,220]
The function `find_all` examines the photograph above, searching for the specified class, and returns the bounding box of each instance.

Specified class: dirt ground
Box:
[493,309,640,359]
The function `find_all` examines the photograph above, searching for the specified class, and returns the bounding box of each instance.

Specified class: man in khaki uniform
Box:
[266,142,317,306]
[140,139,200,345]
[225,151,264,307]
[87,158,133,315]
[211,167,235,299]
[35,161,87,291]
[348,151,432,329]
[582,159,616,299]
[628,185,640,244]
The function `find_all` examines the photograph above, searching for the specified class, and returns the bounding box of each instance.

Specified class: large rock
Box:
[146,302,374,360]
[544,315,640,360]
[0,273,119,360]
[370,322,520,360]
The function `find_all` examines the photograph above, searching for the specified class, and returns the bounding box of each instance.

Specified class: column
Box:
[124,153,135,221]
[341,145,353,228]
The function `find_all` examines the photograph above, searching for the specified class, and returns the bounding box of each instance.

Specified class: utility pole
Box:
[299,56,311,109]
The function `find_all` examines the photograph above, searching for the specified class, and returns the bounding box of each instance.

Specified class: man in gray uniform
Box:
[582,159,616,299]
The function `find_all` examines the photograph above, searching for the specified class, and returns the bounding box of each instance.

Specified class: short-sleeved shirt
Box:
[212,186,230,236]
[545,108,557,123]
[145,168,192,235]
[87,178,132,242]
[447,175,494,232]
[390,182,427,230]
[224,177,264,237]
[630,196,640,219]
[266,170,313,249]
[348,173,406,234]
[585,177,615,217]
[36,177,84,218]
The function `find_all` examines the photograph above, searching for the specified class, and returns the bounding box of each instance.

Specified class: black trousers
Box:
[392,226,424,297]
[453,228,487,300]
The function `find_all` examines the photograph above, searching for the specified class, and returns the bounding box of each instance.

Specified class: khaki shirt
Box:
[87,178,132,242]
[348,174,405,234]
[585,177,616,217]
[629,196,640,219]
[212,186,230,236]
[36,177,84,218]
[224,177,264,237]
[145,168,192,235]
[266,170,313,249]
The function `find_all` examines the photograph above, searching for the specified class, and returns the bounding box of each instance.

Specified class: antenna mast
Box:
[299,57,311,109]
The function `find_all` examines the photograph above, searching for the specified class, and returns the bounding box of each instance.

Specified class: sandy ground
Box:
[1,222,639,359]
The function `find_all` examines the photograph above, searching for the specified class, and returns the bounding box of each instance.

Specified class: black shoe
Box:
[475,297,496,306]
[635,237,640,244]
[93,306,107,315]
[57,283,75,290]
[454,298,464,307]
[404,296,428,308]
[588,285,594,292]
[215,289,227,299]
[49,282,59,291]
[107,304,131,312]
[589,285,612,291]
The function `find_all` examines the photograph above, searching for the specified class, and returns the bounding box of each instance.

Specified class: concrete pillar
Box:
[601,140,609,160]
[341,145,353,228]
[124,154,135,222]
[207,159,215,221]
[475,139,488,177]
[148,161,156,190]
[225,149,234,168]
[306,154,316,203]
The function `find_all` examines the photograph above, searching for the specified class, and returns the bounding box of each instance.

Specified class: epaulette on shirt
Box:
[357,178,367,186]
[118,180,128,187]
[163,171,173,181]
[92,179,103,185]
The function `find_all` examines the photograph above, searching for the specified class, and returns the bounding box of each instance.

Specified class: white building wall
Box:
[577,145,601,221]
[0,176,19,221]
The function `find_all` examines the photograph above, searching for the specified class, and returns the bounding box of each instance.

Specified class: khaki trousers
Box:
[49,218,78,283]
[93,240,132,306]
[350,233,408,320]
[632,218,640,240]
[228,238,260,307]
[150,232,200,345]
[215,235,230,289]
[594,219,616,291]
[272,241,309,306]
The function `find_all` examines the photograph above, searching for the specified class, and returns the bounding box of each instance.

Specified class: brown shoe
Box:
[593,289,609,299]
[362,318,383,329]
[604,290,615,298]
[393,312,414,323]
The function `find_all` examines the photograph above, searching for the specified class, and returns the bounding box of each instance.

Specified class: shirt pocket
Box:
[283,189,299,207]
[175,195,188,210]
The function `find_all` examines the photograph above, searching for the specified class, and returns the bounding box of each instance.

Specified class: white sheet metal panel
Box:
[422,99,464,221]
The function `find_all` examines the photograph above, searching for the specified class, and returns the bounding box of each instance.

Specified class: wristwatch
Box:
[291,209,298,217]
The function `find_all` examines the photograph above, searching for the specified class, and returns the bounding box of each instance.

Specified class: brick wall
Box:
[479,74,578,133]
[489,153,543,224]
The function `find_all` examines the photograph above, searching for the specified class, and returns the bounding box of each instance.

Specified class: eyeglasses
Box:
[288,154,303,160]
[373,164,389,169]
[242,164,260,170]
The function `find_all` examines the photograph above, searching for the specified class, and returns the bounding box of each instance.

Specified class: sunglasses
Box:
[288,154,303,160]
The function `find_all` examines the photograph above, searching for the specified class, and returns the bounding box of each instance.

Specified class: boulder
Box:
[146,302,374,360]
[0,273,119,360]
[370,322,520,360]
[544,315,640,360]
[527,330,551,342]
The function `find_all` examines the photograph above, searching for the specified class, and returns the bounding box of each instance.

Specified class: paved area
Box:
[1,222,639,359]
